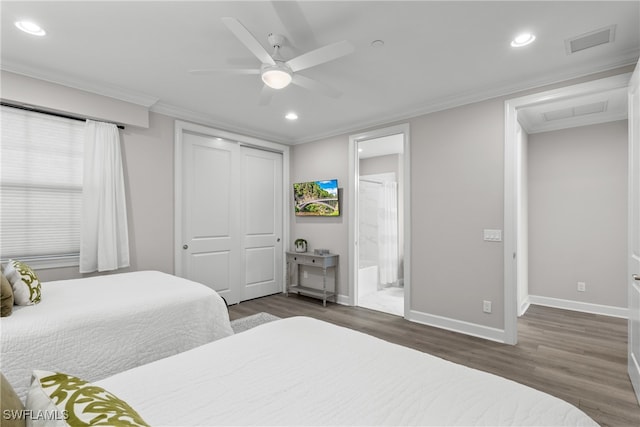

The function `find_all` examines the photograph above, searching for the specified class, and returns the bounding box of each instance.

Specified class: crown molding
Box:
[3,48,636,146]
[150,102,292,145]
[1,61,160,108]
[290,50,639,145]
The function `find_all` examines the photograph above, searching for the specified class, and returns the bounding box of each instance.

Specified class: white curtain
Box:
[80,120,130,273]
[377,181,398,286]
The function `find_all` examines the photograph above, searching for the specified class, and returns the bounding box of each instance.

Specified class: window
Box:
[0,106,84,265]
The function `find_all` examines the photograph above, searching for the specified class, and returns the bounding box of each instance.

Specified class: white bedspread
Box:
[97,317,597,426]
[1,270,233,401]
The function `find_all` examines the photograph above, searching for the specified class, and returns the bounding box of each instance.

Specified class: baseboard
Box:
[528,295,628,319]
[518,298,530,317]
[407,309,506,343]
[336,294,350,305]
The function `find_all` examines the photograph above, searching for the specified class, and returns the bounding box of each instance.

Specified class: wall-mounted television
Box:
[293,179,340,216]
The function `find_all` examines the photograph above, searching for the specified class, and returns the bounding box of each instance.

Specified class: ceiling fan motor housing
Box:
[267,33,286,49]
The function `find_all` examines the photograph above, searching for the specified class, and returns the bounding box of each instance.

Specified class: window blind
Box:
[0,106,84,259]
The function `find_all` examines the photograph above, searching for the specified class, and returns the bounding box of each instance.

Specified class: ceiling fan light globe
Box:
[261,68,292,89]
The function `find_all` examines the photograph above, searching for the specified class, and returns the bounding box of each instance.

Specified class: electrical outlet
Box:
[483,300,492,313]
[303,270,308,279]
[577,281,586,292]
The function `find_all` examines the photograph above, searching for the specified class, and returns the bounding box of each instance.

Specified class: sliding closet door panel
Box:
[182,133,241,304]
[241,147,283,301]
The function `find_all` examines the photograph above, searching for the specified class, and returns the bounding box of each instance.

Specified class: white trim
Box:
[336,294,350,305]
[173,120,289,287]
[528,295,629,319]
[292,57,638,145]
[1,62,160,108]
[153,102,291,145]
[407,309,507,344]
[503,73,632,346]
[518,298,531,317]
[504,100,519,345]
[7,51,636,146]
[348,124,411,320]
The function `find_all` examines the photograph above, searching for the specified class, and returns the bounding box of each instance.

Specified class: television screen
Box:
[293,179,340,216]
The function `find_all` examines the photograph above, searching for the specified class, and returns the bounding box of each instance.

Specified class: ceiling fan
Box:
[190,17,355,105]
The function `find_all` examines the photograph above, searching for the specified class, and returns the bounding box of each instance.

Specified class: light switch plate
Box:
[483,229,502,242]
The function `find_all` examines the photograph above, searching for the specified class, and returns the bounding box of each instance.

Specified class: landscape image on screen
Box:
[293,179,340,216]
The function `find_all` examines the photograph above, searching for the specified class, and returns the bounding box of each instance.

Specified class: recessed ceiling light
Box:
[511,33,535,47]
[371,39,385,48]
[285,112,298,121]
[15,20,46,36]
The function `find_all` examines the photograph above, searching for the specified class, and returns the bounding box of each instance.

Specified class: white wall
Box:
[291,65,633,337]
[5,63,632,338]
[1,71,176,282]
[528,120,628,309]
[289,136,348,295]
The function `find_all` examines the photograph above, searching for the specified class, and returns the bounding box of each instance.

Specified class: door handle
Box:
[277,238,281,242]
[183,244,188,250]
[634,274,640,281]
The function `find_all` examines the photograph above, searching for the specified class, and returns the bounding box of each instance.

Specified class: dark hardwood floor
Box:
[229,294,640,427]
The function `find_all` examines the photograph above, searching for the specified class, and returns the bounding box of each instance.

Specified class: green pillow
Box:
[3,260,41,305]
[26,370,149,427]
[1,272,14,316]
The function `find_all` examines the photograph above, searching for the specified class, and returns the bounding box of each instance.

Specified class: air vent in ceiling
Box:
[565,25,616,54]
[543,101,608,122]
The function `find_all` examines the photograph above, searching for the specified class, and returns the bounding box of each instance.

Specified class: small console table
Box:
[286,251,338,306]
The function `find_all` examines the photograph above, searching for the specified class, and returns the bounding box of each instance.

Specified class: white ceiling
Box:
[1,1,638,145]
[518,86,629,134]
[358,133,404,159]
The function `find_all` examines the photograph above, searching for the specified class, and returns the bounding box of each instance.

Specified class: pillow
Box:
[1,272,14,316]
[1,372,26,427]
[3,260,41,305]
[26,370,149,427]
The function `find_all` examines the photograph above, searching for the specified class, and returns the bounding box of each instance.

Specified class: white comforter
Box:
[1,270,233,401]
[97,317,597,426]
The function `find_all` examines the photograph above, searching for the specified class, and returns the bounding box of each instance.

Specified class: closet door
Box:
[240,146,283,301]
[178,130,284,305]
[181,133,241,304]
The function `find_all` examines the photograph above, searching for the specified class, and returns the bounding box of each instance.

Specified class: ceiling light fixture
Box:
[15,20,46,36]
[285,112,298,120]
[261,63,293,89]
[511,33,535,47]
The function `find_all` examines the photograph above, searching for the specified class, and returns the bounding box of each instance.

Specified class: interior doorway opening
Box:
[349,124,410,317]
[504,73,631,344]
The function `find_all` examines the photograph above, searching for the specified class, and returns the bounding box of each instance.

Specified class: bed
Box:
[1,270,234,402]
[58,316,598,426]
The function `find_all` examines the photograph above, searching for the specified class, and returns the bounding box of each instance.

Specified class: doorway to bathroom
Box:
[348,124,410,317]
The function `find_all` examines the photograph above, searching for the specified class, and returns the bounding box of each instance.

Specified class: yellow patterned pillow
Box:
[26,370,149,427]
[3,260,41,305]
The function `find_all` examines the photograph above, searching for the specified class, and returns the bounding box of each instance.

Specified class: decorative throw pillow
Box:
[1,372,26,427]
[26,370,149,427]
[3,260,41,305]
[1,272,14,316]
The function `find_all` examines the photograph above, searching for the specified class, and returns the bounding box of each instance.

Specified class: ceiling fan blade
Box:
[189,68,260,75]
[258,85,275,106]
[286,40,354,72]
[292,74,342,98]
[221,17,275,66]
[271,1,317,52]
